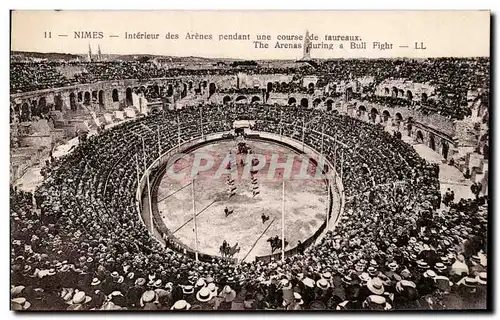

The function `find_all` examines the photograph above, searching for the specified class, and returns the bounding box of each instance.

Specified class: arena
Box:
[10,53,489,311]
[153,139,339,261]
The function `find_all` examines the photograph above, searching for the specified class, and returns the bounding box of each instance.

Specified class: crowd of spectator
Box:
[11,103,488,311]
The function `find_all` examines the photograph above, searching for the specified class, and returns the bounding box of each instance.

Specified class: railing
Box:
[248,131,345,263]
[135,128,345,264]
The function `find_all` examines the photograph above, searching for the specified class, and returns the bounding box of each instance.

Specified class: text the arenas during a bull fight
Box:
[10,55,489,311]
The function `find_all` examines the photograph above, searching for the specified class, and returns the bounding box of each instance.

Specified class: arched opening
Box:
[90,90,97,104]
[54,95,63,111]
[98,90,104,106]
[398,89,405,97]
[308,82,314,92]
[267,82,273,93]
[407,90,413,101]
[395,112,403,126]
[112,89,119,102]
[331,84,337,93]
[30,100,39,117]
[382,110,391,123]
[202,81,207,89]
[235,96,247,104]
[182,83,188,98]
[126,87,133,106]
[21,102,30,121]
[209,83,216,96]
[384,87,390,95]
[167,84,174,97]
[326,99,334,111]
[313,98,321,108]
[38,97,48,114]
[251,96,261,103]
[392,87,398,98]
[223,96,232,105]
[442,140,449,159]
[346,87,353,100]
[421,92,428,103]
[300,98,309,108]
[359,105,366,114]
[429,133,436,151]
[153,85,160,96]
[69,92,77,111]
[188,81,193,91]
[416,130,424,143]
[77,92,83,102]
[370,108,379,122]
[288,97,297,106]
[332,109,339,115]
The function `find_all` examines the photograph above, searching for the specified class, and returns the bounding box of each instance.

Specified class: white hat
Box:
[316,278,330,290]
[367,278,385,295]
[196,287,213,303]
[171,300,191,310]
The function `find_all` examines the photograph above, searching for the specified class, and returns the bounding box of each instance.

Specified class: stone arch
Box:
[331,84,337,93]
[112,89,119,102]
[182,83,188,98]
[326,99,334,111]
[346,87,353,100]
[332,109,339,115]
[69,92,77,111]
[308,82,315,90]
[370,108,379,122]
[384,87,390,95]
[38,97,48,114]
[21,102,30,121]
[235,95,247,103]
[300,98,309,108]
[288,97,297,105]
[251,96,261,103]
[126,87,133,106]
[407,90,413,101]
[54,95,63,111]
[98,90,104,106]
[267,82,273,93]
[442,140,449,159]
[313,98,321,108]
[421,92,428,103]
[382,110,391,123]
[188,81,193,90]
[202,80,208,89]
[392,86,398,97]
[416,130,424,143]
[77,91,83,102]
[398,89,405,97]
[395,112,403,126]
[359,105,366,113]
[167,84,174,97]
[91,90,98,104]
[209,83,216,96]
[223,96,232,104]
[429,132,436,151]
[30,100,39,117]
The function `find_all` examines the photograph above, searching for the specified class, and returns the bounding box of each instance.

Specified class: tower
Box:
[302,30,311,60]
[87,43,93,62]
[97,45,102,62]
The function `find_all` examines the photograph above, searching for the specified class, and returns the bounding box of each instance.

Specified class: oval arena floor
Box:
[154,139,341,262]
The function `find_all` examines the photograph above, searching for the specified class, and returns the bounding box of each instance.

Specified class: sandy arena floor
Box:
[155,139,339,262]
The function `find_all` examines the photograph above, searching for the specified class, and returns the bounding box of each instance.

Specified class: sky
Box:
[11,10,490,60]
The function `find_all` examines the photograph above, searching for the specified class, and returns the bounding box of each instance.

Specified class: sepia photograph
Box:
[9,10,491,312]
